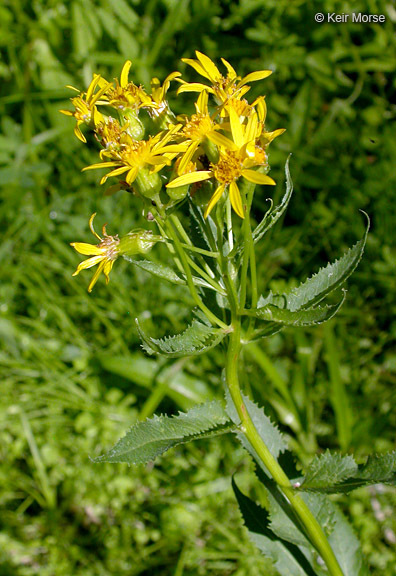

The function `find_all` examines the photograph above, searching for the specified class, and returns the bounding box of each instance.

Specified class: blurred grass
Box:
[1,0,396,574]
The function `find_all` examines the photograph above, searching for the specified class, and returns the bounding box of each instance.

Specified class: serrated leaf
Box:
[281,216,369,311]
[136,318,227,358]
[125,257,221,292]
[232,477,316,576]
[250,322,284,341]
[93,400,233,464]
[299,451,396,494]
[253,155,294,244]
[226,390,287,473]
[124,257,186,285]
[301,452,358,491]
[245,294,345,326]
[327,503,369,576]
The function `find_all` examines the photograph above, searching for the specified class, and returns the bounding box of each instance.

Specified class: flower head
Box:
[102,61,153,112]
[178,51,272,107]
[60,75,111,142]
[167,109,275,218]
[83,123,187,186]
[70,213,120,292]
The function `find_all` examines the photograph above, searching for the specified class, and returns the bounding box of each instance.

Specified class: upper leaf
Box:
[124,257,186,285]
[279,215,369,311]
[93,400,233,465]
[136,318,227,357]
[253,155,294,244]
[245,293,345,327]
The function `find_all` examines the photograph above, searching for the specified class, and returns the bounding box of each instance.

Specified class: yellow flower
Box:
[102,60,153,111]
[60,75,111,142]
[83,123,187,186]
[178,51,272,106]
[70,213,120,292]
[176,90,220,174]
[149,71,182,117]
[167,109,275,219]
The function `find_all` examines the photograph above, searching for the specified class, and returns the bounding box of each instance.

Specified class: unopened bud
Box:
[122,109,145,140]
[133,167,162,199]
[119,230,162,257]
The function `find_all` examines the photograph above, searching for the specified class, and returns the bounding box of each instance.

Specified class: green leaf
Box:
[245,294,345,326]
[93,400,233,465]
[226,391,287,472]
[301,452,357,491]
[326,503,369,576]
[299,451,396,494]
[124,257,186,285]
[125,257,220,292]
[232,477,317,576]
[279,216,369,311]
[256,468,368,576]
[136,318,227,357]
[253,155,294,244]
[250,323,284,341]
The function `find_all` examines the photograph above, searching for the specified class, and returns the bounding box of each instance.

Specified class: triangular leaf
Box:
[281,216,369,311]
[93,400,233,464]
[253,155,294,244]
[245,293,345,326]
[226,391,287,473]
[136,318,227,357]
[232,477,317,576]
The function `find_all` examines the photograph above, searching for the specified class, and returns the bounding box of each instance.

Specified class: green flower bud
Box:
[122,109,145,140]
[133,168,162,199]
[119,230,162,257]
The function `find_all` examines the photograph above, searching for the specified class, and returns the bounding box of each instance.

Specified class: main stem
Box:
[226,323,344,576]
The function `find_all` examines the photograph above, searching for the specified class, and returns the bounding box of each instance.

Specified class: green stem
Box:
[164,215,228,330]
[226,324,344,576]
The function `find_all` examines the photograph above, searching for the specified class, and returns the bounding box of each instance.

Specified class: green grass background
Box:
[1,0,395,574]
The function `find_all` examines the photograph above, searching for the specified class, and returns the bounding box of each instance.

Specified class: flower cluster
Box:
[64,52,284,289]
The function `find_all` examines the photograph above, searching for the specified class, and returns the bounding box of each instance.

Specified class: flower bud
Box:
[133,167,162,199]
[122,109,145,140]
[119,230,161,257]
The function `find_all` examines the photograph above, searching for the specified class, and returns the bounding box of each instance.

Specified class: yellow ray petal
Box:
[195,90,208,114]
[105,166,130,178]
[245,111,258,144]
[103,259,115,283]
[82,162,121,171]
[86,74,101,101]
[242,170,276,185]
[178,141,200,175]
[262,128,286,143]
[88,260,106,292]
[74,124,86,143]
[167,170,212,188]
[73,255,105,274]
[229,180,244,219]
[126,167,139,184]
[195,52,221,82]
[221,58,237,79]
[204,184,225,218]
[120,60,132,88]
[229,107,244,148]
[177,83,215,95]
[237,70,272,88]
[207,131,238,151]
[181,58,210,80]
[70,242,104,256]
